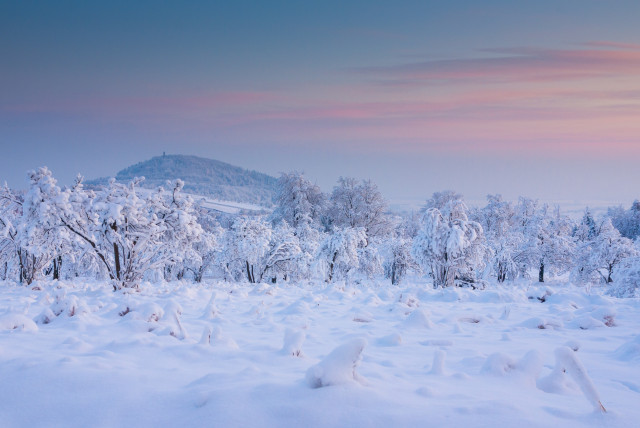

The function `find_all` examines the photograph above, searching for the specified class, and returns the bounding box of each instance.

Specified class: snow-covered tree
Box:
[471,194,522,282]
[589,218,637,284]
[270,171,327,280]
[182,229,219,282]
[574,208,598,243]
[608,200,640,240]
[318,227,367,282]
[357,242,383,279]
[396,211,422,239]
[609,256,640,297]
[293,219,325,280]
[271,171,325,229]
[328,177,392,239]
[57,177,202,289]
[0,184,23,281]
[0,169,72,284]
[514,199,574,282]
[412,199,487,288]
[382,236,420,285]
[422,190,464,213]
[223,218,272,283]
[18,168,73,283]
[258,222,302,283]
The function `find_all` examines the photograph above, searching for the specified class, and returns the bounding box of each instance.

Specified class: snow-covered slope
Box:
[87,155,277,207]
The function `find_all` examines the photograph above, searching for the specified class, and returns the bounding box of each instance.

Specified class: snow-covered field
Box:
[1,280,639,427]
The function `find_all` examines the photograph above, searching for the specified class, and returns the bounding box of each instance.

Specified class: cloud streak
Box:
[2,43,639,160]
[357,44,640,85]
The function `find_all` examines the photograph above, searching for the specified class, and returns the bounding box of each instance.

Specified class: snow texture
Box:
[0,280,637,427]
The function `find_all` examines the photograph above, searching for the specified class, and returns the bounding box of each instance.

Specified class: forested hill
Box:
[86,154,277,206]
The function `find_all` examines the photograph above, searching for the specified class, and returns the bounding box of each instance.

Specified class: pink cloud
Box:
[357,44,640,85]
[3,42,639,161]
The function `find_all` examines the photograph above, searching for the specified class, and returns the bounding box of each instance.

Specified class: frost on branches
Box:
[318,227,367,282]
[329,177,392,239]
[0,168,70,284]
[221,218,302,284]
[573,218,638,286]
[2,166,640,298]
[47,173,202,289]
[609,256,640,297]
[513,199,574,283]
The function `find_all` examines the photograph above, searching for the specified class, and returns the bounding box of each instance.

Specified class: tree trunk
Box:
[327,251,338,282]
[538,262,544,283]
[52,256,61,280]
[246,261,254,283]
[113,243,121,281]
[17,250,24,284]
[391,262,397,285]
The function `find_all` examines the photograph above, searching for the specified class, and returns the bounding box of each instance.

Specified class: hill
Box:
[86,154,277,206]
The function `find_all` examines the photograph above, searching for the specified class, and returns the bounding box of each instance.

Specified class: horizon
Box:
[1,1,639,208]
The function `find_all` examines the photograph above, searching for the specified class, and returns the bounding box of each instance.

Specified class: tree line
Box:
[1,168,639,297]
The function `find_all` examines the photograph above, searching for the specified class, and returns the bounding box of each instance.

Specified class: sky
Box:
[1,0,639,209]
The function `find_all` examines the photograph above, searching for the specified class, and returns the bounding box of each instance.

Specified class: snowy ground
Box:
[1,279,639,427]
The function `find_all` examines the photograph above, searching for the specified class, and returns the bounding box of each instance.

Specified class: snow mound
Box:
[519,317,562,330]
[613,335,640,361]
[210,326,239,349]
[120,302,165,323]
[566,315,606,330]
[281,328,305,357]
[0,314,38,332]
[50,291,90,317]
[306,338,367,388]
[403,309,433,329]
[34,308,56,325]
[377,333,402,347]
[480,353,517,376]
[430,350,447,375]
[353,311,374,323]
[278,300,311,316]
[481,350,542,384]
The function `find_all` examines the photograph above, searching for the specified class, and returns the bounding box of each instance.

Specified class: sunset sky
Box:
[1,0,639,207]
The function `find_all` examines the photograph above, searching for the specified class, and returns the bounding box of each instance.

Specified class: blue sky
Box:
[1,1,639,206]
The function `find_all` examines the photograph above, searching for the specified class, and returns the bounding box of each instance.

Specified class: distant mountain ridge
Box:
[86,155,277,206]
